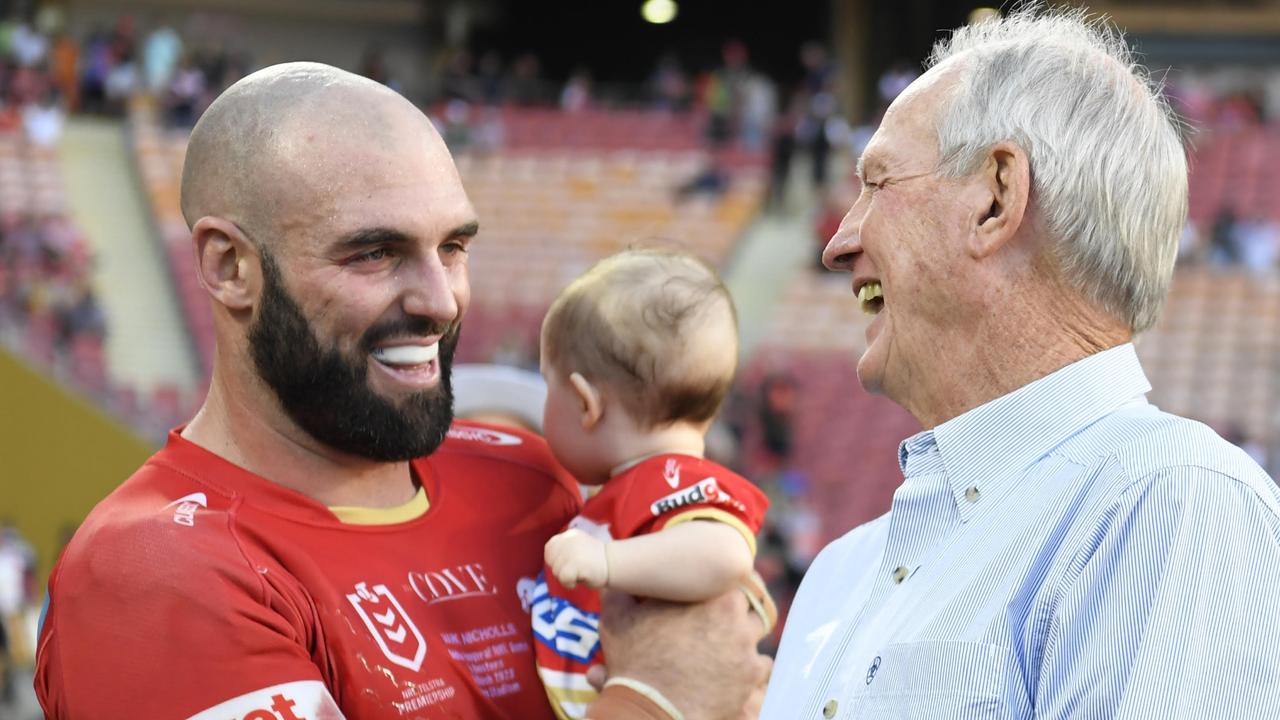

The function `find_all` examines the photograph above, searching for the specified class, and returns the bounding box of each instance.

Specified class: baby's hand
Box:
[545,528,609,589]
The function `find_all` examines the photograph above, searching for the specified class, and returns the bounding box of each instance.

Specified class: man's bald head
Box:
[180,62,442,241]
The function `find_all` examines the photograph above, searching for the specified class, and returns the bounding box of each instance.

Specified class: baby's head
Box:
[540,248,739,482]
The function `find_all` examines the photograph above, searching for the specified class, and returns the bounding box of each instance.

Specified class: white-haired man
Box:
[761,8,1280,719]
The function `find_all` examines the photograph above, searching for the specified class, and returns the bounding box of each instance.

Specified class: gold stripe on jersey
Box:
[663,508,758,555]
[329,487,429,525]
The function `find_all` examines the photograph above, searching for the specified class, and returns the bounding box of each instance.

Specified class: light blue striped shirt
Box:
[761,344,1280,719]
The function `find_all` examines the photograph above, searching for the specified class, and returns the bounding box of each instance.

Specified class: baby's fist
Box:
[545,528,609,589]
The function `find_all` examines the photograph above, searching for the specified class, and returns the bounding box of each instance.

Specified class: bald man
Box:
[33,63,768,720]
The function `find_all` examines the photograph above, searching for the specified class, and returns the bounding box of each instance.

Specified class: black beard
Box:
[248,250,459,462]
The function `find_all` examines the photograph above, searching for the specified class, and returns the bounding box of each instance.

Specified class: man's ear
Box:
[568,372,604,431]
[967,141,1030,259]
[191,216,261,312]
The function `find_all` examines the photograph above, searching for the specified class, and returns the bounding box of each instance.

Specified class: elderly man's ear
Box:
[965,142,1031,259]
[192,216,262,312]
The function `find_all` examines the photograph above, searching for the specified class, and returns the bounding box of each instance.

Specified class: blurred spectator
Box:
[675,155,729,201]
[475,50,505,105]
[798,89,836,189]
[759,372,798,467]
[1210,208,1240,265]
[0,519,35,703]
[1177,219,1202,264]
[701,39,751,147]
[440,47,477,102]
[739,72,776,152]
[559,67,591,112]
[142,23,182,95]
[507,52,546,106]
[103,46,139,114]
[800,41,834,96]
[1235,212,1280,273]
[812,186,851,267]
[648,52,690,111]
[436,98,473,150]
[165,53,205,127]
[767,92,802,209]
[8,17,46,68]
[78,26,111,113]
[359,47,400,94]
[470,104,506,154]
[48,30,78,110]
[21,87,63,146]
[877,60,917,105]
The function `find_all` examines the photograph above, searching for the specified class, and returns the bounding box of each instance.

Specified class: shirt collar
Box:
[899,343,1151,522]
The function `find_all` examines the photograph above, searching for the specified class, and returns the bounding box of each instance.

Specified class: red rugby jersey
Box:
[35,421,581,720]
[532,454,770,719]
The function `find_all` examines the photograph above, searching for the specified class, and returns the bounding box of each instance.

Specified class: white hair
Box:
[928,5,1188,333]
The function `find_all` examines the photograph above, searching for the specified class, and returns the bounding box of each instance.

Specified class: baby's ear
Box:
[569,372,604,430]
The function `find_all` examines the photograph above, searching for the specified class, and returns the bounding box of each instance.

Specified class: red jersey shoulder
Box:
[38,454,317,719]
[53,452,258,603]
[603,454,770,539]
[438,420,580,498]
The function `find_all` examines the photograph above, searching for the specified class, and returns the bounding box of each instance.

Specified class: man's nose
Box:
[822,206,863,271]
[399,253,460,323]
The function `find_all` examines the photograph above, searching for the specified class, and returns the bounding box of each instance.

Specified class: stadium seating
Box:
[1188,125,1280,223]
[455,147,764,361]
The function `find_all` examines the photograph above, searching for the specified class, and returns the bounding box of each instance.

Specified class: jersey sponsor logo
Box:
[347,582,428,673]
[650,477,747,516]
[530,572,601,664]
[164,492,208,527]
[185,679,343,719]
[663,458,681,488]
[408,562,499,605]
[446,426,523,446]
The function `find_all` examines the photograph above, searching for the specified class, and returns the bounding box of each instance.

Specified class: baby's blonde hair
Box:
[542,248,739,429]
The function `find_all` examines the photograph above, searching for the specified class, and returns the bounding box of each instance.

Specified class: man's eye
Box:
[356,248,390,262]
[443,241,469,255]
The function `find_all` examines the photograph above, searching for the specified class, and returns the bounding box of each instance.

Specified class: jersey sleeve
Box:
[35,497,337,720]
[610,458,770,554]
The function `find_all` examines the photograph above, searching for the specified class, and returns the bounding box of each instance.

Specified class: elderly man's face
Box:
[247,114,478,461]
[823,68,974,401]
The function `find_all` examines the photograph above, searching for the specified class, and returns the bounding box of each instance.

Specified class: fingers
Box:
[586,664,609,692]
[738,573,777,639]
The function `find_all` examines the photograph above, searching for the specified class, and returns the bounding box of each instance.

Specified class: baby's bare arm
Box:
[605,521,754,602]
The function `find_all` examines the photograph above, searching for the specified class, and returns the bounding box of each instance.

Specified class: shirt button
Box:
[965,485,981,502]
[822,699,838,718]
[892,566,909,584]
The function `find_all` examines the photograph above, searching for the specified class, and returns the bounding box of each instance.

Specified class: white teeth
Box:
[858,281,884,315]
[373,343,439,366]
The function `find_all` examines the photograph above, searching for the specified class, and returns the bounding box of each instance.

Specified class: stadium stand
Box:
[0,130,110,408]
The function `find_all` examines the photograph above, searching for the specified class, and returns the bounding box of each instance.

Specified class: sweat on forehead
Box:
[179,62,435,236]
[542,248,739,429]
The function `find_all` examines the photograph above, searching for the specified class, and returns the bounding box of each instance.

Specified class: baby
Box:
[530,248,770,719]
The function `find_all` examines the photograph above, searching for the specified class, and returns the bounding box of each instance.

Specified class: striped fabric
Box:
[761,344,1280,719]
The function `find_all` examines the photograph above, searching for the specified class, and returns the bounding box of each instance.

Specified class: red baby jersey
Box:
[35,421,581,719]
[531,454,770,719]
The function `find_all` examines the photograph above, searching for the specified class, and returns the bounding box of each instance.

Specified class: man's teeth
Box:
[372,343,439,366]
[857,281,884,315]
